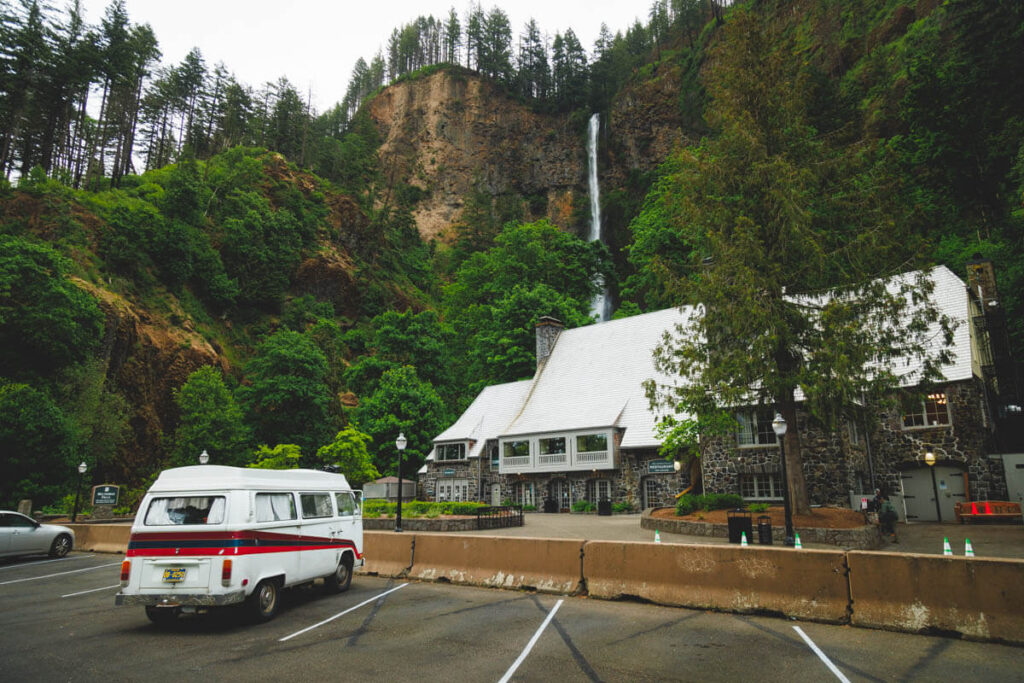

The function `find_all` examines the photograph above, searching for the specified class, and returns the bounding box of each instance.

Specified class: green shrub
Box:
[675,493,745,516]
[571,500,595,513]
[612,501,634,513]
[747,502,770,513]
[361,499,487,517]
[522,504,537,512]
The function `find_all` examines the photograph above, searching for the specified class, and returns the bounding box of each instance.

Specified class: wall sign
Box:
[443,468,456,477]
[647,460,676,474]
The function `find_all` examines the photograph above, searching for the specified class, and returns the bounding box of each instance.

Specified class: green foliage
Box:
[0,382,75,507]
[747,502,770,513]
[172,366,251,467]
[675,493,744,516]
[238,330,333,456]
[248,443,302,469]
[350,365,447,477]
[362,499,487,517]
[314,427,380,488]
[571,500,596,513]
[0,235,104,379]
[612,501,635,513]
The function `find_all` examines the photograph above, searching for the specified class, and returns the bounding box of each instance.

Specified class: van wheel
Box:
[145,605,179,626]
[246,579,279,622]
[324,555,353,594]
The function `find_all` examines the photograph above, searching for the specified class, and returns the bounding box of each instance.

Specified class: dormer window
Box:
[435,442,467,461]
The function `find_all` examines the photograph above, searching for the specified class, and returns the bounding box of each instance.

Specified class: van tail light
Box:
[120,560,131,585]
[221,559,233,587]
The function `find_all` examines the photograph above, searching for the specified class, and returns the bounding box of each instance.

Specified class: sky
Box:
[78,1,647,111]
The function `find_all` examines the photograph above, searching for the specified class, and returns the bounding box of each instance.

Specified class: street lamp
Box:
[395,433,407,533]
[199,449,210,465]
[924,451,942,522]
[772,413,795,547]
[71,461,87,523]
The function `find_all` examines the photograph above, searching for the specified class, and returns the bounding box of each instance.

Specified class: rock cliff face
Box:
[368,69,588,239]
[367,67,688,242]
[75,280,226,482]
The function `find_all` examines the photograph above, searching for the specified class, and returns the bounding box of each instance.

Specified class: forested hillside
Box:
[1,0,1021,511]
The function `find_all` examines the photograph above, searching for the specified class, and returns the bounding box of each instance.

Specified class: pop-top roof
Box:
[148,465,352,492]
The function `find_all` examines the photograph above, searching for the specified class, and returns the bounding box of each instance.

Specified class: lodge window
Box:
[489,444,499,471]
[736,410,778,447]
[503,440,530,459]
[576,433,608,453]
[740,473,782,500]
[512,481,535,507]
[436,442,466,461]
[586,479,611,503]
[902,392,951,429]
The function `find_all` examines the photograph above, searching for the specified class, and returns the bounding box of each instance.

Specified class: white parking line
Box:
[0,562,120,586]
[278,583,409,642]
[62,584,121,598]
[0,555,87,571]
[498,599,564,683]
[793,626,851,683]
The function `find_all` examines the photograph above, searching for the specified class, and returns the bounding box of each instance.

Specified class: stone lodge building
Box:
[419,264,1017,520]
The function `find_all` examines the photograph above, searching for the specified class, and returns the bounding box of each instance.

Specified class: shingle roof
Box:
[431,380,533,459]
[503,307,694,448]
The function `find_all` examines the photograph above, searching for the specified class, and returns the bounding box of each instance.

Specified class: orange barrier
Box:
[410,535,584,594]
[848,551,1024,643]
[954,501,1022,523]
[360,531,415,577]
[583,541,850,622]
[66,524,130,553]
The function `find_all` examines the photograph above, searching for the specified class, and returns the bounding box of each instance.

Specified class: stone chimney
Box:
[535,316,564,369]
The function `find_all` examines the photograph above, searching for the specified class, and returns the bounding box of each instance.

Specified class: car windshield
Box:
[144,496,226,525]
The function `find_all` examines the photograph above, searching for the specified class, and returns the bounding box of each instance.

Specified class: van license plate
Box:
[162,568,186,583]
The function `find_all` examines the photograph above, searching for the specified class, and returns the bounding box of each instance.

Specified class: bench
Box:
[954,501,1023,524]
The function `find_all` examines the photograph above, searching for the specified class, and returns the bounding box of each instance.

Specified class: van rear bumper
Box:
[115,590,246,607]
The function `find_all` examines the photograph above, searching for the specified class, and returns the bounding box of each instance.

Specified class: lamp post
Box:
[772,413,795,547]
[199,449,210,465]
[71,461,87,523]
[924,450,942,522]
[395,432,407,533]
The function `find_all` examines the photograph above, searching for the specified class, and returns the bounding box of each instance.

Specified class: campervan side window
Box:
[335,492,357,517]
[255,493,297,522]
[144,496,226,526]
[300,493,333,518]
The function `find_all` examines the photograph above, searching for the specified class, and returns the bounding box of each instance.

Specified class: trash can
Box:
[757,515,773,545]
[598,499,612,516]
[543,498,558,513]
[726,508,753,543]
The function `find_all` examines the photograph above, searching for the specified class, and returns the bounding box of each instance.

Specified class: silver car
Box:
[0,511,75,558]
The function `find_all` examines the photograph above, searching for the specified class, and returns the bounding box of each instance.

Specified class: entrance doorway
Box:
[549,480,570,512]
[1003,454,1024,506]
[437,479,469,502]
[901,465,967,521]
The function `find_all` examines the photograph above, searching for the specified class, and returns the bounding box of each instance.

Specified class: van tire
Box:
[324,555,353,594]
[246,579,279,622]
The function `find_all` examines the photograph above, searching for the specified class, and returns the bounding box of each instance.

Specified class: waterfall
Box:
[587,112,610,322]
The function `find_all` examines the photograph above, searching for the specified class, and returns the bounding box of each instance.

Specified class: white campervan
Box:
[115,465,363,624]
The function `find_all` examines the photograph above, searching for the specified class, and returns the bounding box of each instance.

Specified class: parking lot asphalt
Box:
[1,552,1021,682]
[447,512,1024,559]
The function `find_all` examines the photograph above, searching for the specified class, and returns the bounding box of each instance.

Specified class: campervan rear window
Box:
[144,496,226,526]
[255,493,297,522]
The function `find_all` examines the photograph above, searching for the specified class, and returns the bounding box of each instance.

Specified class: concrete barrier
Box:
[66,524,130,553]
[410,535,584,594]
[360,531,415,577]
[848,551,1024,644]
[584,541,850,622]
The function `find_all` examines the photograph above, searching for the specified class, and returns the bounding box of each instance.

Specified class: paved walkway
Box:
[454,512,1024,559]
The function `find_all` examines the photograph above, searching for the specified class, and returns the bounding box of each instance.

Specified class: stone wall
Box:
[701,380,1008,506]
